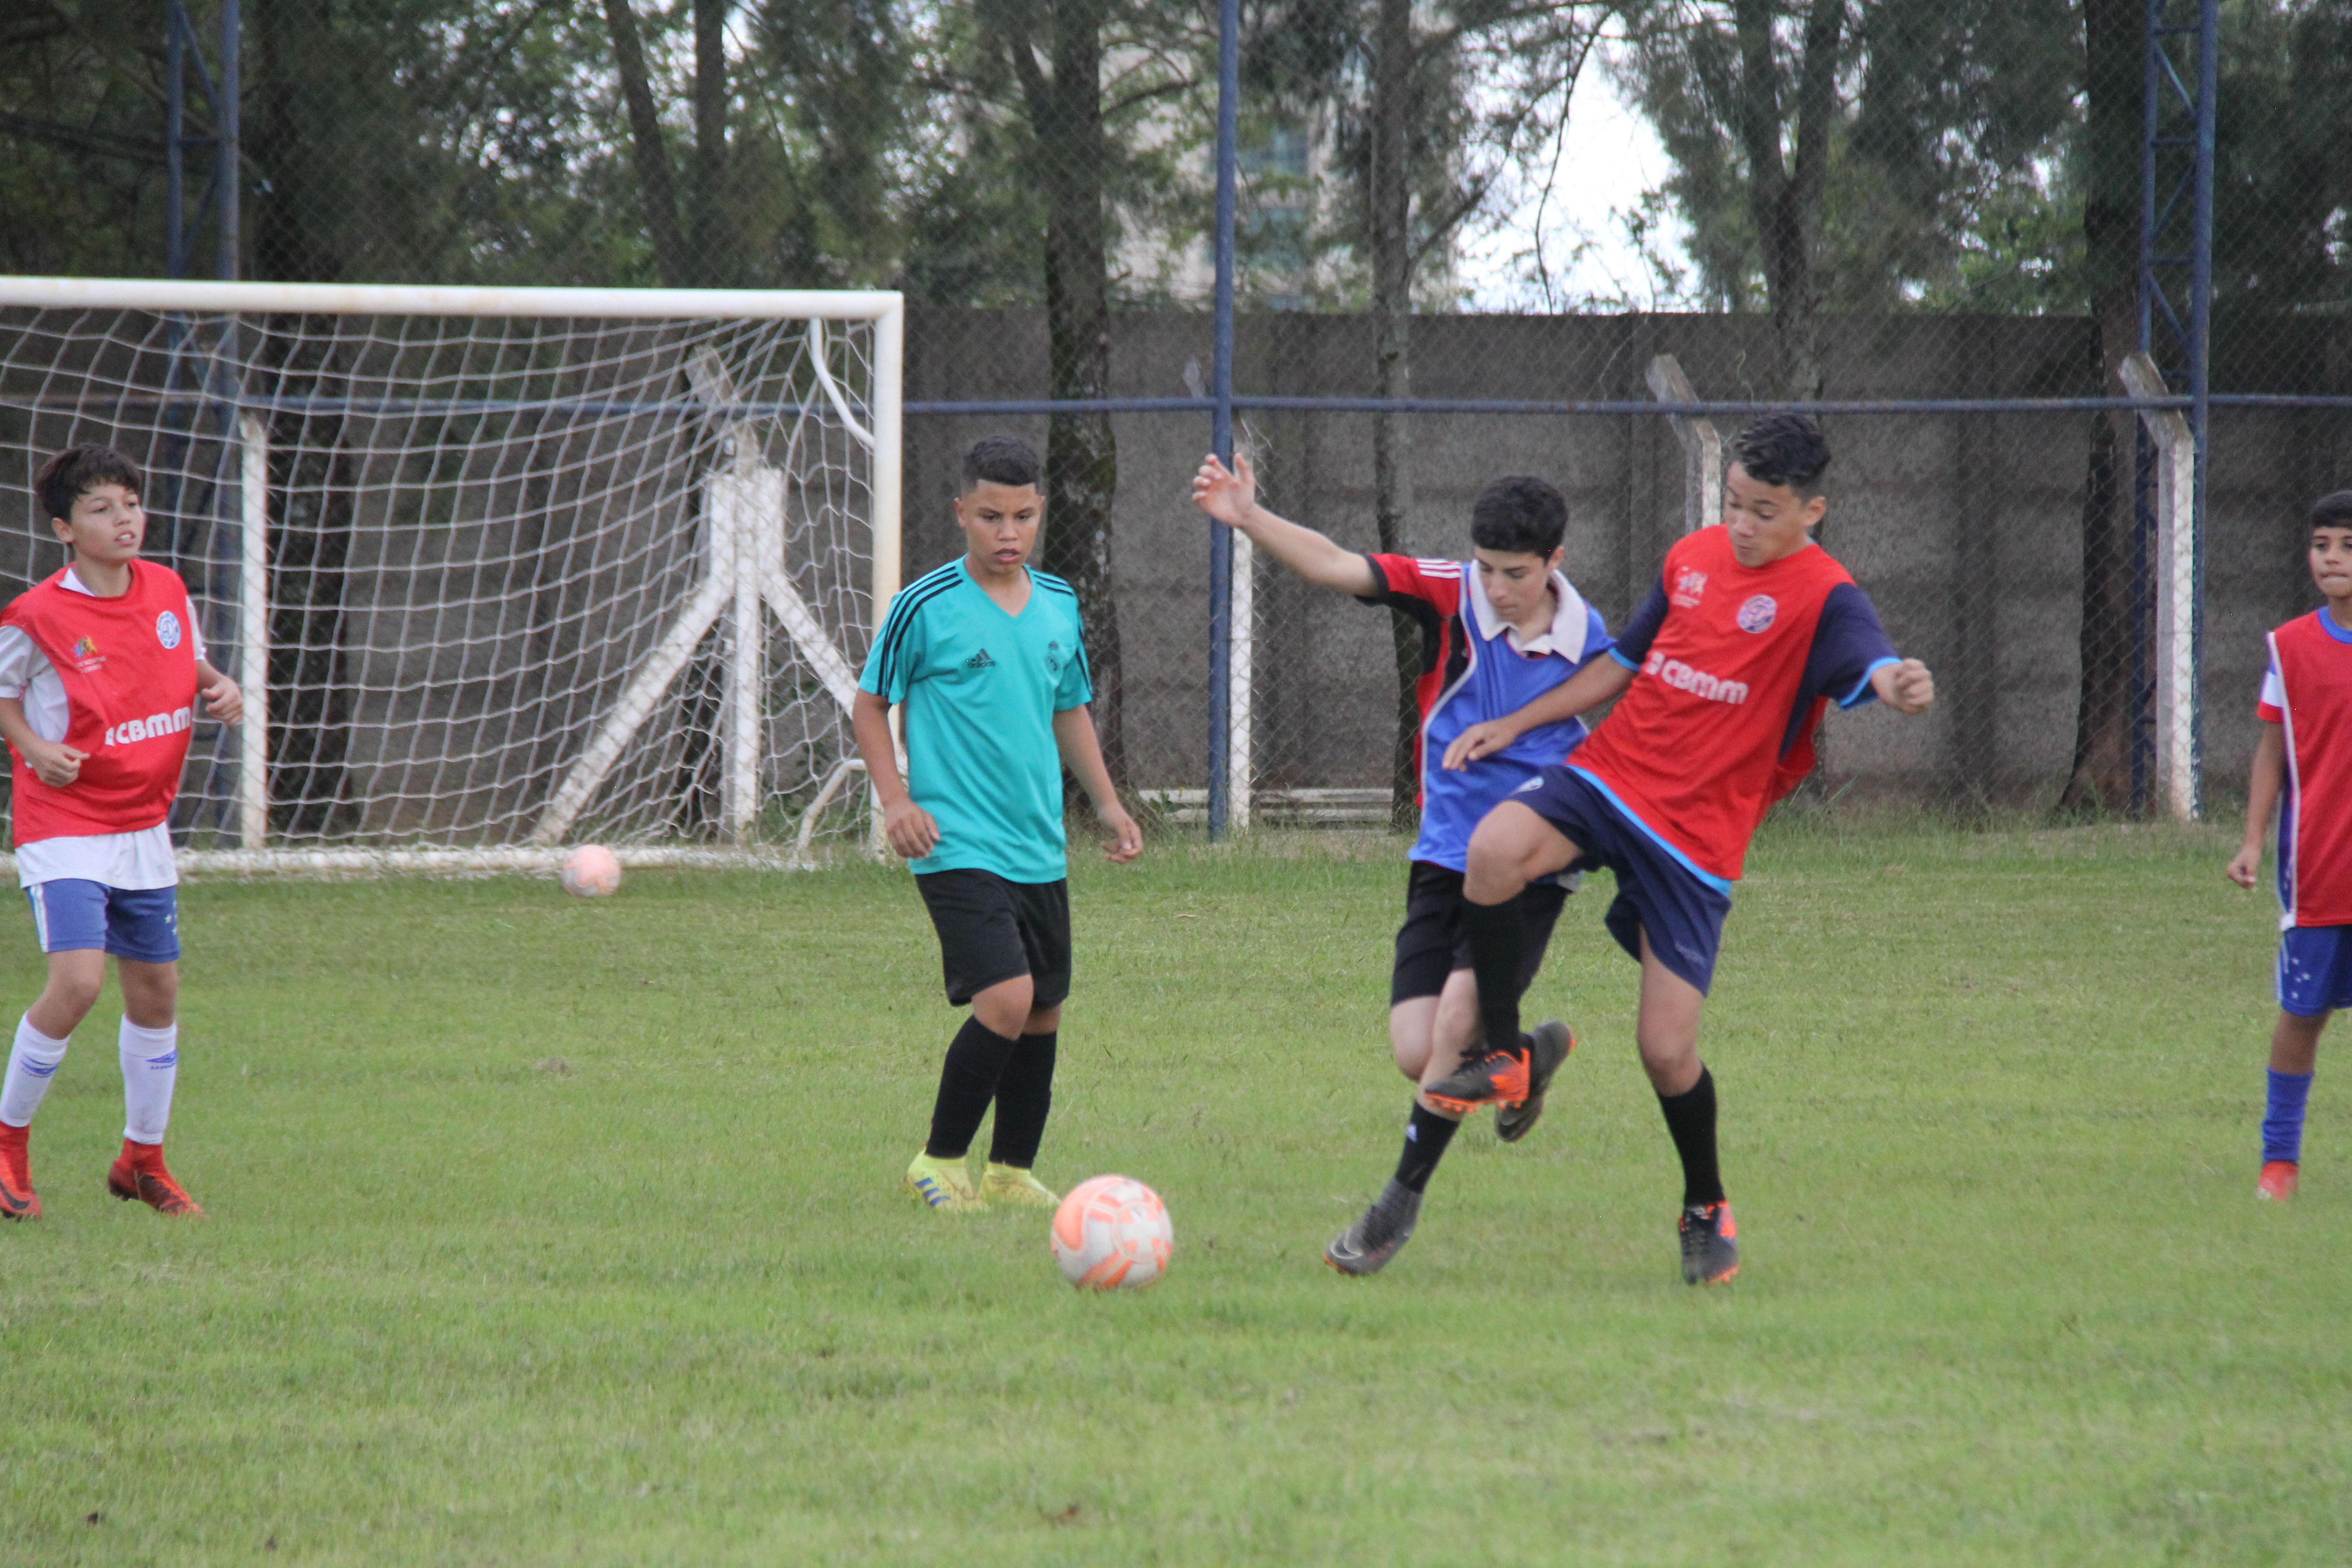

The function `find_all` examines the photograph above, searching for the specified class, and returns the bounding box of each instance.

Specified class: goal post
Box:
[0,277,902,872]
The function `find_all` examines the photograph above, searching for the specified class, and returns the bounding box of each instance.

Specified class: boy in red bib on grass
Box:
[0,446,243,1219]
[1428,415,1936,1285]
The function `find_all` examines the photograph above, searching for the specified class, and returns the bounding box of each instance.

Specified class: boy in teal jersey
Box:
[853,435,1142,1212]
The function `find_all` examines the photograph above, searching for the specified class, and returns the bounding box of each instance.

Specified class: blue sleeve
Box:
[1609,578,1668,670]
[1805,582,1901,710]
[859,590,926,704]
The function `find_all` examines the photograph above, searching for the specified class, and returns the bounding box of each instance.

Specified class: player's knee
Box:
[1023,1002,1062,1035]
[40,966,103,1020]
[972,976,1034,1037]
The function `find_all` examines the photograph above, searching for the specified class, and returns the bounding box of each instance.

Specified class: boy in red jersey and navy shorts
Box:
[1428,415,1936,1284]
[0,446,243,1219]
[2226,491,2352,1203]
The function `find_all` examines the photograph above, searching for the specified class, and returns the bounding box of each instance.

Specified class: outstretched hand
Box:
[1442,719,1519,770]
[1191,453,1257,528]
[1872,658,1935,715]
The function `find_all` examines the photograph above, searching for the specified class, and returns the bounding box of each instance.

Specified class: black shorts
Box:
[915,868,1073,1009]
[1390,861,1570,1006]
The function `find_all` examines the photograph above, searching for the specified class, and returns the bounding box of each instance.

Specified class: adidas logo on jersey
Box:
[1642,651,1748,705]
[966,648,996,669]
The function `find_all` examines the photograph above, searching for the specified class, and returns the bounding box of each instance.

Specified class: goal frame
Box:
[0,277,904,872]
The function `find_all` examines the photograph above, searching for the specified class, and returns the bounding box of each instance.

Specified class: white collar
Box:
[1466,559,1587,657]
[61,565,95,597]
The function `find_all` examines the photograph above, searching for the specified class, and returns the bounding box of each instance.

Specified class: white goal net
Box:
[0,279,902,871]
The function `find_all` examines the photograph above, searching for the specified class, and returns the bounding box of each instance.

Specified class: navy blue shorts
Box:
[25,880,180,963]
[2278,924,2352,1017]
[1507,766,1733,994]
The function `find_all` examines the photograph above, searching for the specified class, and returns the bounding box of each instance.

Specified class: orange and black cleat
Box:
[2257,1160,2299,1203]
[1495,1024,1576,1143]
[1424,1020,1572,1116]
[0,1127,38,1220]
[1678,1200,1739,1285]
[107,1151,204,1218]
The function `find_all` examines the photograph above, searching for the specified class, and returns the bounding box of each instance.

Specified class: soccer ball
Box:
[560,844,622,897]
[1051,1175,1172,1291]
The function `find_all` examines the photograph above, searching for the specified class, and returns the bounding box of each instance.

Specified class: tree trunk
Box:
[1371,0,1419,830]
[1733,0,1844,398]
[691,0,733,287]
[601,0,690,289]
[1009,0,1125,789]
[2064,0,2146,813]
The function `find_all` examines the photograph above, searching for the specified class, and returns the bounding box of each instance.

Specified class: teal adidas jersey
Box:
[859,557,1093,882]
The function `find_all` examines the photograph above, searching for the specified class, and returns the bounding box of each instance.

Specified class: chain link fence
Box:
[6,0,2352,836]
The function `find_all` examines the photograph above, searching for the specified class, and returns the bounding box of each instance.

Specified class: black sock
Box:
[1656,1065,1725,1208]
[986,1030,1058,1169]
[1460,895,1528,1056]
[924,1016,1020,1159]
[1395,1102,1461,1193]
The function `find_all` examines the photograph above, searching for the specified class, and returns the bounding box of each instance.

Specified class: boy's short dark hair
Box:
[2310,490,2352,529]
[1469,475,1568,556]
[36,445,142,523]
[960,434,1042,493]
[1730,413,1831,496]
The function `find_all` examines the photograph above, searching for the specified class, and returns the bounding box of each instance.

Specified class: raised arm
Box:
[1441,655,1635,770]
[1191,454,1379,597]
[2229,720,2285,889]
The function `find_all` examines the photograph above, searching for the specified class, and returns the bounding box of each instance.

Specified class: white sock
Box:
[1,1015,69,1129]
[119,1019,178,1146]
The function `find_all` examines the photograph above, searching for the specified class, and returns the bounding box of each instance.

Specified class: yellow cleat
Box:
[902,1151,980,1211]
[978,1163,1059,1208]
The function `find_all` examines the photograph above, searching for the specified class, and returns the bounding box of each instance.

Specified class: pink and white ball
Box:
[1051,1175,1173,1291]
[560,844,623,897]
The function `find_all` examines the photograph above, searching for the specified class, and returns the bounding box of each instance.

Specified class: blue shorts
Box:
[2278,924,2352,1017]
[1509,766,1734,994]
[25,881,180,963]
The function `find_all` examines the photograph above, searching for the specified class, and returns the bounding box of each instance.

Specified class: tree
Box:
[1621,0,2077,391]
[1249,0,1610,819]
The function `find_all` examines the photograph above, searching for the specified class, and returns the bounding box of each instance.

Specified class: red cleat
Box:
[108,1146,204,1218]
[0,1124,38,1220]
[2258,1160,2298,1203]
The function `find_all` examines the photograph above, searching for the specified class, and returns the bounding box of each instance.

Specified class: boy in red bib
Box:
[1431,415,1936,1284]
[2227,491,2352,1203]
[0,446,243,1219]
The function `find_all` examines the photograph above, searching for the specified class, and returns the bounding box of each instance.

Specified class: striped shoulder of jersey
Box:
[1413,558,1461,578]
[873,560,968,672]
[1030,568,1078,600]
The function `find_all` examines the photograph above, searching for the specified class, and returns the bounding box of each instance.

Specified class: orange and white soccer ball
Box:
[560,844,622,897]
[1051,1175,1172,1290]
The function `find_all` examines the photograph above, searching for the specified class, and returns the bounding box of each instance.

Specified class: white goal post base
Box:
[0,278,904,869]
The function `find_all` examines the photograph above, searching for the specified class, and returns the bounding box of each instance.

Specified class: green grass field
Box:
[1,818,2346,1565]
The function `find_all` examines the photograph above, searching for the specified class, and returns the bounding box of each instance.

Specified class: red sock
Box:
[0,1123,24,1153]
[121,1138,166,1174]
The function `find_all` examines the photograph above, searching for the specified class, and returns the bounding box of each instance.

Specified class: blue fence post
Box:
[1206,0,1240,841]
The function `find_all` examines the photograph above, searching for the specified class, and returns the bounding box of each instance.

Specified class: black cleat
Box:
[1324,1179,1423,1276]
[1494,1022,1575,1143]
[1678,1201,1738,1285]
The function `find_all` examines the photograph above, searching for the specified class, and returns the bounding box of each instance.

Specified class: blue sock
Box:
[2264,1068,2314,1165]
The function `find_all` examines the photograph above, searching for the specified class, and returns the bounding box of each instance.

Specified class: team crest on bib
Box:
[156,610,183,650]
[1736,594,1777,633]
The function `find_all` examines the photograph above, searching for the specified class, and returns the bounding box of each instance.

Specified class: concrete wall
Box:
[906,307,2352,804]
